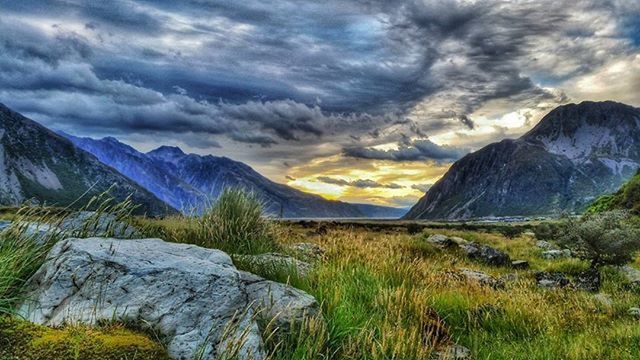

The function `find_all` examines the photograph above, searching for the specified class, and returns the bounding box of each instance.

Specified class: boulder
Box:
[511,260,529,269]
[239,271,319,331]
[236,253,313,277]
[575,268,601,292]
[449,236,470,246]
[593,293,613,308]
[628,307,640,319]
[541,249,572,260]
[433,344,472,359]
[460,242,511,266]
[536,240,558,250]
[618,265,640,287]
[535,271,570,289]
[1,221,60,245]
[18,238,264,360]
[59,211,138,238]
[427,234,455,247]
[459,268,503,289]
[287,242,325,261]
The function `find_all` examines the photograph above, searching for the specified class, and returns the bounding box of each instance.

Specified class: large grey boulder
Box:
[18,238,265,360]
[618,265,640,287]
[239,271,319,331]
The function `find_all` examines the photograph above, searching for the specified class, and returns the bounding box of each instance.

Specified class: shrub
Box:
[557,211,640,268]
[198,188,278,255]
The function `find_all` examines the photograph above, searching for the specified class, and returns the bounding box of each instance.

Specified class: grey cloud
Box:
[344,139,469,162]
[317,177,403,189]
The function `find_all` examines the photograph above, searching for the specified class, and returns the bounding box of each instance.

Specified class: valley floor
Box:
[3,211,640,359]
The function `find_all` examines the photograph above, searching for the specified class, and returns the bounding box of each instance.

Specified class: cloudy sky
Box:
[1,1,639,207]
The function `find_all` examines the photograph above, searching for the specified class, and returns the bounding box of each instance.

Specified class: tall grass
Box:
[142,188,278,255]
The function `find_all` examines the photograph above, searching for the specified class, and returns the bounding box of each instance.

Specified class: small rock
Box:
[460,268,503,289]
[541,249,572,260]
[618,265,640,287]
[511,260,529,269]
[461,242,511,266]
[535,271,570,289]
[0,220,11,231]
[536,240,558,250]
[575,268,601,292]
[427,234,455,247]
[629,307,640,319]
[593,293,613,308]
[288,242,325,261]
[449,236,470,246]
[236,253,313,277]
[434,344,472,360]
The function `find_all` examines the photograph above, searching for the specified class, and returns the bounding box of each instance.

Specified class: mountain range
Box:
[405,101,640,220]
[0,104,173,216]
[64,133,406,218]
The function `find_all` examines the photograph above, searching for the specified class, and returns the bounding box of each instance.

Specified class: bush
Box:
[198,188,278,255]
[558,211,640,267]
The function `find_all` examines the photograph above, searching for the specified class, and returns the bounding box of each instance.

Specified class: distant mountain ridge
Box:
[405,101,640,220]
[0,104,174,215]
[66,135,406,218]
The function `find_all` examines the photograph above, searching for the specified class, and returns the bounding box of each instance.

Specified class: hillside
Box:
[587,170,640,214]
[405,101,640,220]
[0,104,174,215]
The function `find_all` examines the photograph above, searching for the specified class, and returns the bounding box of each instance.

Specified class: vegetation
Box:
[588,170,640,214]
[3,189,640,359]
[141,188,279,255]
[558,211,640,267]
[0,316,169,360]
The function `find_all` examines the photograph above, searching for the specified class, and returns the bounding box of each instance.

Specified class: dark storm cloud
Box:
[344,139,469,162]
[0,0,638,160]
[317,177,403,189]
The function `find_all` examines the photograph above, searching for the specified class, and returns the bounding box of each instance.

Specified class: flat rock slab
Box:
[18,238,264,360]
[460,242,511,266]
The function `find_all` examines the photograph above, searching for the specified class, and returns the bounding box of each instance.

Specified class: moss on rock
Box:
[0,316,169,360]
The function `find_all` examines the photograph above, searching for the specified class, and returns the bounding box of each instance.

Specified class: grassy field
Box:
[2,195,640,359]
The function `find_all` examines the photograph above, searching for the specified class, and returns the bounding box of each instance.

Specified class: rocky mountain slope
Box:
[0,104,174,215]
[405,101,640,220]
[67,135,405,218]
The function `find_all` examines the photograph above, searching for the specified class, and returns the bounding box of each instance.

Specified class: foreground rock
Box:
[240,271,319,331]
[18,238,265,360]
[460,242,511,266]
[575,268,601,292]
[536,240,558,250]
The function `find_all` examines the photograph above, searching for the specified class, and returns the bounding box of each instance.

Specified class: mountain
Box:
[63,134,206,213]
[405,101,640,220]
[587,170,640,214]
[66,135,405,218]
[351,203,409,218]
[0,104,174,215]
[145,146,363,218]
